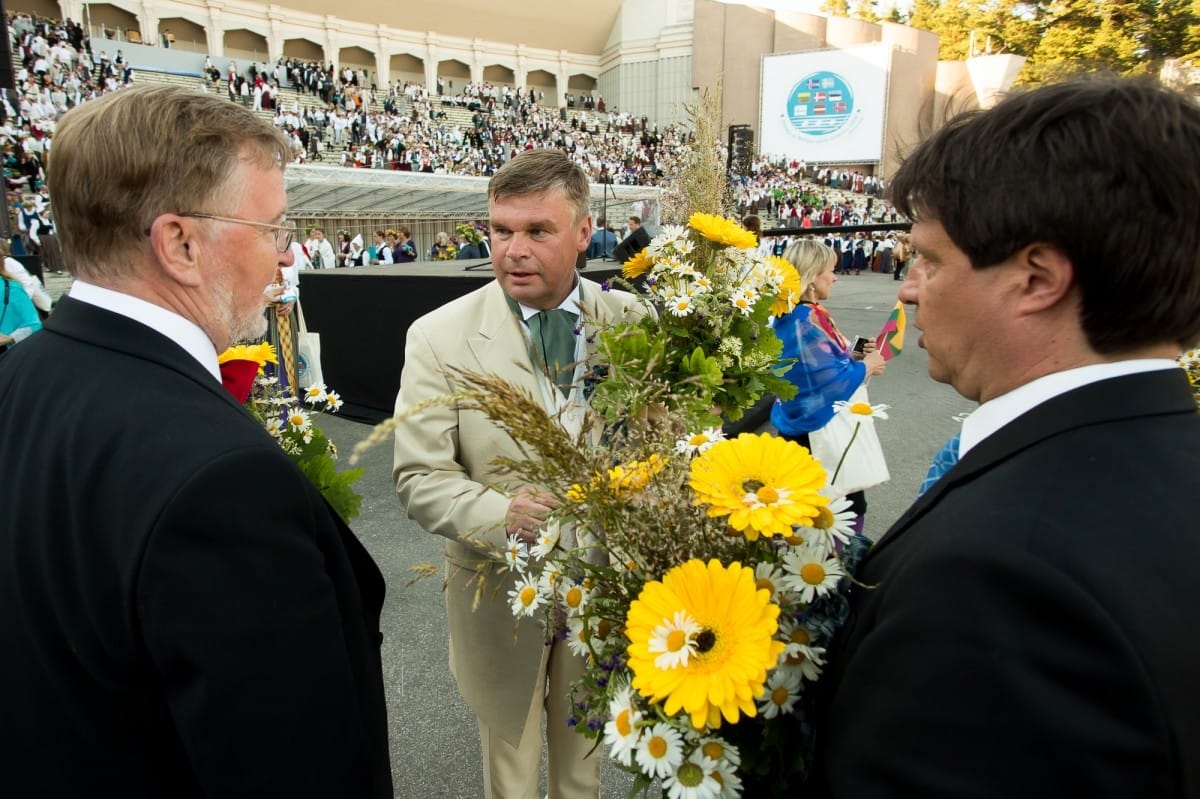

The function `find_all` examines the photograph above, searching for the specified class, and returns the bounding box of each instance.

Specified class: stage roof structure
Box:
[285,164,659,218]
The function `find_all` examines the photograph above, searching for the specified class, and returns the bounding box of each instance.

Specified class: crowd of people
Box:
[3,10,904,285]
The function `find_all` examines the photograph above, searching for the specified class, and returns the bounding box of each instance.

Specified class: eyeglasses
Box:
[178,212,297,253]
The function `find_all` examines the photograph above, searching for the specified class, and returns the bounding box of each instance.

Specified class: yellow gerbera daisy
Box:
[217,342,278,368]
[688,433,829,540]
[768,256,804,316]
[626,559,786,730]
[688,212,758,249]
[622,248,655,279]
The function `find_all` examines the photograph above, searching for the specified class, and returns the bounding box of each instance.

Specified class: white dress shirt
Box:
[69,280,221,383]
[960,360,1179,459]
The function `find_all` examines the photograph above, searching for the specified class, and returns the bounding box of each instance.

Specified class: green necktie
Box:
[527,308,579,395]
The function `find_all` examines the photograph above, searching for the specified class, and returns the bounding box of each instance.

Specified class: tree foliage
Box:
[823,0,1200,84]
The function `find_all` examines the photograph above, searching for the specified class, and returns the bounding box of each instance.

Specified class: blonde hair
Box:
[47,85,292,281]
[782,239,836,298]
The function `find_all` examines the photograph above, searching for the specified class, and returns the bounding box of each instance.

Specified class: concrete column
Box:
[267,17,282,64]
[137,0,158,44]
[515,46,527,91]
[375,29,389,90]
[424,37,437,91]
[206,9,224,58]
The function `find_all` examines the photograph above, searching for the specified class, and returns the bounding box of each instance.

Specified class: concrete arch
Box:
[482,64,514,85]
[83,2,137,39]
[283,37,324,61]
[224,28,269,61]
[338,45,374,71]
[526,68,555,90]
[567,73,597,91]
[390,53,425,85]
[437,58,470,90]
[157,17,205,52]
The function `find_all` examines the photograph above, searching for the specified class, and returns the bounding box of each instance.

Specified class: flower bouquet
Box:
[399,205,874,795]
[364,84,874,796]
[219,342,363,523]
[1181,347,1200,409]
[599,212,801,425]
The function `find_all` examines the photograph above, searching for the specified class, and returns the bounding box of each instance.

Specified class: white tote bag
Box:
[808,384,890,496]
[295,303,324,389]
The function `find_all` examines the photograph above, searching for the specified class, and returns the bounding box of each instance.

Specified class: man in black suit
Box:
[810,77,1200,797]
[611,214,652,264]
[0,86,393,798]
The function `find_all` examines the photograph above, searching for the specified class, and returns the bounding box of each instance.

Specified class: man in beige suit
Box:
[393,150,643,799]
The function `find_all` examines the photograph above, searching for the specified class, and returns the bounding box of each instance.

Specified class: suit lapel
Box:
[45,297,246,413]
[869,369,1195,560]
[466,282,543,402]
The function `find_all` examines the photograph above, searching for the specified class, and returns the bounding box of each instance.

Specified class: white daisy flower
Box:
[663,749,721,799]
[656,224,688,246]
[301,428,314,445]
[507,574,545,617]
[685,732,743,796]
[777,618,827,681]
[635,722,684,779]
[502,539,528,573]
[781,544,845,603]
[668,296,695,317]
[566,615,594,659]
[693,735,741,768]
[1179,348,1200,368]
[647,610,701,670]
[529,521,561,560]
[809,494,858,546]
[559,580,591,615]
[264,417,284,438]
[286,407,312,432]
[709,752,743,797]
[752,562,788,602]
[603,683,643,766]
[692,275,714,293]
[833,399,890,420]
[537,560,565,594]
[303,383,328,404]
[675,427,726,456]
[756,667,802,719]
[324,391,344,411]
[674,238,696,256]
[731,288,759,315]
[669,260,699,279]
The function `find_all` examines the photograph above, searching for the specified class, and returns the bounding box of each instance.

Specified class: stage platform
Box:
[297,258,624,422]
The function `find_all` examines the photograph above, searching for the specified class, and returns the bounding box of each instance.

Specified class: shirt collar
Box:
[513,280,582,322]
[959,359,1180,458]
[68,280,222,383]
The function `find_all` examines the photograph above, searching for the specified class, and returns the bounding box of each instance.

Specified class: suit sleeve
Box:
[821,537,1171,798]
[137,446,384,799]
[392,319,511,554]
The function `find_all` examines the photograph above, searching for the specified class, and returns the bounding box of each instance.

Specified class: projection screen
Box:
[759,42,892,164]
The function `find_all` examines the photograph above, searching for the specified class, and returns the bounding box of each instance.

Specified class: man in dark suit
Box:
[810,77,1200,797]
[611,214,652,264]
[0,86,393,798]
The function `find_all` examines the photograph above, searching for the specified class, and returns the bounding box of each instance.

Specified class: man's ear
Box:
[578,215,593,252]
[148,214,203,288]
[1015,243,1075,316]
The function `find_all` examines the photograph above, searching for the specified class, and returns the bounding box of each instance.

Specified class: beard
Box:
[209,267,269,349]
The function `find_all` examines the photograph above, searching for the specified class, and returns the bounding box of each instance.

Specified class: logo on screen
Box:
[785,72,855,140]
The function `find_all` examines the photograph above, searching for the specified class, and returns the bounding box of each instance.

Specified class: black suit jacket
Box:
[810,370,1200,798]
[0,298,393,798]
[612,225,652,264]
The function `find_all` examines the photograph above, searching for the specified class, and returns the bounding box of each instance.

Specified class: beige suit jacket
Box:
[393,277,642,744]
